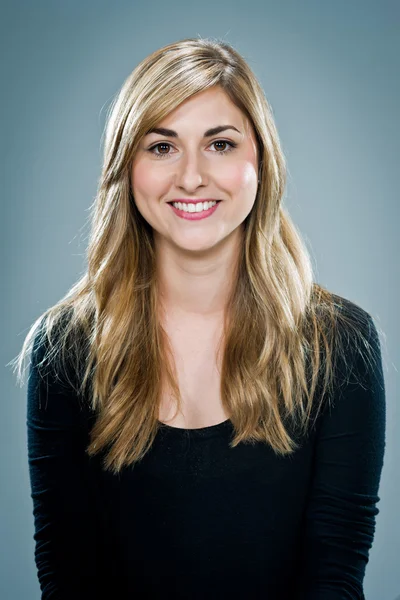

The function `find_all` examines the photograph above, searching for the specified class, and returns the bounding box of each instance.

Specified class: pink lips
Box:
[170,198,219,204]
[168,201,220,220]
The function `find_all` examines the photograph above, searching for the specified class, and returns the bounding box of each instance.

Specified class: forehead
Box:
[146,87,252,136]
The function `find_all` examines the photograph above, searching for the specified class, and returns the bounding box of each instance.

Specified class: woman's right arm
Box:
[27,323,98,599]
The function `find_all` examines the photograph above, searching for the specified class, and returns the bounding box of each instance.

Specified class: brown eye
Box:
[210,140,237,154]
[149,143,171,157]
[213,141,228,151]
[147,139,237,160]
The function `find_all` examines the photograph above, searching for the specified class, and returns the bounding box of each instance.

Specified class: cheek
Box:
[131,162,150,197]
[131,161,164,197]
[223,161,257,193]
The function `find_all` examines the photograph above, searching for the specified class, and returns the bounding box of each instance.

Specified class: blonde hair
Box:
[10,36,383,475]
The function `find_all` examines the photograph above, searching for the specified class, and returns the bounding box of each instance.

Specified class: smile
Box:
[168,200,221,220]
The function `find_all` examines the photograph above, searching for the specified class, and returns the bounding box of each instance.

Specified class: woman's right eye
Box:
[147,143,173,159]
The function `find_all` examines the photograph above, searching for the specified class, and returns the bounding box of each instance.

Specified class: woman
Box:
[13,37,385,599]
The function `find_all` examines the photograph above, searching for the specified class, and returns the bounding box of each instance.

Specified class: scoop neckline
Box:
[157,418,232,438]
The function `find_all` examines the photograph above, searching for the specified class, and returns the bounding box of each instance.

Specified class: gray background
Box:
[1,1,398,598]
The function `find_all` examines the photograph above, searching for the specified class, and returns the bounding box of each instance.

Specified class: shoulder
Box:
[306,291,386,426]
[314,293,386,440]
[29,308,87,395]
[28,309,92,427]
[330,292,375,332]
[329,293,384,387]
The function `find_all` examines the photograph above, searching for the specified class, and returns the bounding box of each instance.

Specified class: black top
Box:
[26,298,386,599]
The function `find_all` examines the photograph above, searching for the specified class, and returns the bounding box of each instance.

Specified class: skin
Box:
[130,85,259,323]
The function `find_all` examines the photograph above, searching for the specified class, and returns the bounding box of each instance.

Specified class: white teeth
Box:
[171,201,217,212]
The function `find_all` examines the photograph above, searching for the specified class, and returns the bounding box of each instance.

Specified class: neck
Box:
[155,229,242,320]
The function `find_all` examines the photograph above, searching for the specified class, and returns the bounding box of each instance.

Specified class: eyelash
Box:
[147,139,238,159]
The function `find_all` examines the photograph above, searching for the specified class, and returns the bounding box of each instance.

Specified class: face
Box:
[130,86,259,255]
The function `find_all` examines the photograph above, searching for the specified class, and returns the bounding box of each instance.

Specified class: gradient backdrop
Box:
[1,1,398,598]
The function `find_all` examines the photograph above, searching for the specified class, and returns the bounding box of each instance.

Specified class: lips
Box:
[168,199,221,220]
[167,200,221,204]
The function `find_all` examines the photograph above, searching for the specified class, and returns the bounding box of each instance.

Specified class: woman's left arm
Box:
[297,311,386,599]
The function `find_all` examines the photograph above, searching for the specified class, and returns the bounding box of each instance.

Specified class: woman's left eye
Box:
[147,139,238,159]
[210,140,237,154]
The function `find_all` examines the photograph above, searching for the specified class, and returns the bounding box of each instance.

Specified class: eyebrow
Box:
[144,125,241,138]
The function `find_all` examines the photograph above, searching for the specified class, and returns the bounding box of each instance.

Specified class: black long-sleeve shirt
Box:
[26,297,386,599]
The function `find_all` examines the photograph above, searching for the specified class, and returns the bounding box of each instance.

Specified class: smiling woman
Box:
[131,86,259,257]
[11,36,385,599]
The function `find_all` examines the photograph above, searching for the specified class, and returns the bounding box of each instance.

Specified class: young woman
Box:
[13,37,386,599]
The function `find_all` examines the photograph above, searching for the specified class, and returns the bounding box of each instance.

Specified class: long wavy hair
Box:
[10,36,383,475]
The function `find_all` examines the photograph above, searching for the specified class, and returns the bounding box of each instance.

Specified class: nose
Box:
[174,154,208,190]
